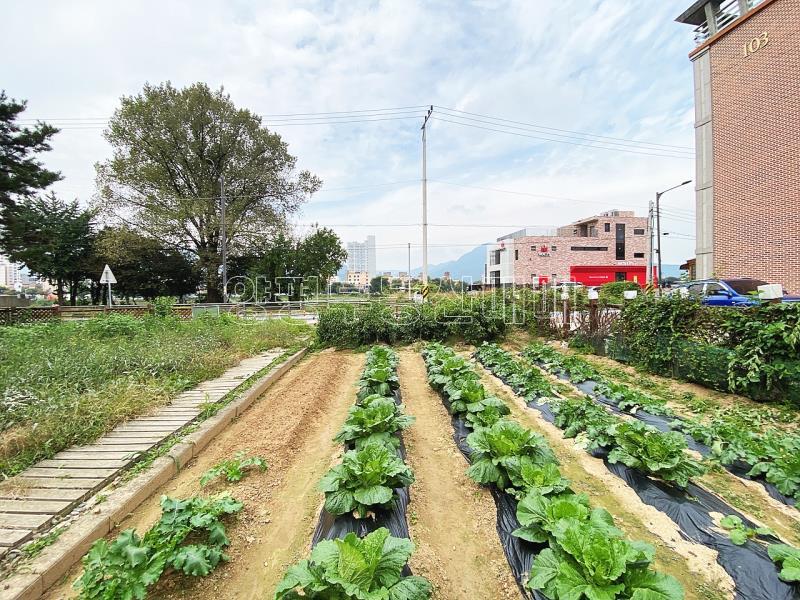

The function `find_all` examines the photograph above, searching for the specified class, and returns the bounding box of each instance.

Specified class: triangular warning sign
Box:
[100,264,117,284]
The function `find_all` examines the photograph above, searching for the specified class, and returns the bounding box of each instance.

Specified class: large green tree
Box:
[92,227,200,302]
[0,91,61,209]
[0,194,95,304]
[95,82,321,302]
[230,226,346,300]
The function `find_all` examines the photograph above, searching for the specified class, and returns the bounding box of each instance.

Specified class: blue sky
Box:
[2,0,699,270]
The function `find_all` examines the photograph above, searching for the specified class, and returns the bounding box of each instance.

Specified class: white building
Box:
[0,255,23,289]
[346,235,376,278]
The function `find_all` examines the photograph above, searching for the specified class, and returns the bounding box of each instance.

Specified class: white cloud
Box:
[1,0,699,269]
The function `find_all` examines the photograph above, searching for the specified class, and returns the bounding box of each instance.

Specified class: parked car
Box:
[671,278,800,306]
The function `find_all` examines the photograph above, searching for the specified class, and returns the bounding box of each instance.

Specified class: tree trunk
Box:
[56,278,65,305]
[201,251,223,303]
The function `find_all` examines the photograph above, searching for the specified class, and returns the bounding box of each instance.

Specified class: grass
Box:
[0,313,311,477]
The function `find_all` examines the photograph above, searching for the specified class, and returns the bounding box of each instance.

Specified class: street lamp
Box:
[655,180,691,288]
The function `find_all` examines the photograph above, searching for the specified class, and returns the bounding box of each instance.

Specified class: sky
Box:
[2,0,700,272]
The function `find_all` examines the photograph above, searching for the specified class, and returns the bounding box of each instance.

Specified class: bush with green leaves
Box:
[200,451,268,486]
[319,441,414,518]
[274,528,431,599]
[768,544,800,583]
[75,494,242,599]
[316,297,508,348]
[607,420,706,488]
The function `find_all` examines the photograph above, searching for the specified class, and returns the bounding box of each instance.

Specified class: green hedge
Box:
[316,298,508,348]
[609,295,800,406]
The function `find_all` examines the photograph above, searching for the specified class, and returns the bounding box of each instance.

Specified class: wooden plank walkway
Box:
[0,349,285,554]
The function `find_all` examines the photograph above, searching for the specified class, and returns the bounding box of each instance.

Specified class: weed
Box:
[200,451,268,486]
[21,526,67,558]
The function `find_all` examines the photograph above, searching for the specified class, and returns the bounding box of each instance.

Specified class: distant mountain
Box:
[412,245,485,281]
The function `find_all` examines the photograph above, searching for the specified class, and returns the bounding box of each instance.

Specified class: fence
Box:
[0,299,416,326]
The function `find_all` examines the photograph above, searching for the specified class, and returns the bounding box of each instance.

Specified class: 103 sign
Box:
[743,32,769,57]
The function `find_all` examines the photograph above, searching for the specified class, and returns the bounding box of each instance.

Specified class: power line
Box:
[15,105,431,123]
[434,106,694,152]
[431,116,694,160]
[433,108,694,155]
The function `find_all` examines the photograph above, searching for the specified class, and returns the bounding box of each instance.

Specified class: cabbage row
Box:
[422,342,683,600]
[480,343,705,488]
[525,342,800,503]
[275,346,432,600]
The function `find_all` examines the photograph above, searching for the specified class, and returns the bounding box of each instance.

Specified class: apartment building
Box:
[676,0,800,292]
[346,235,377,278]
[484,211,649,287]
[345,270,370,287]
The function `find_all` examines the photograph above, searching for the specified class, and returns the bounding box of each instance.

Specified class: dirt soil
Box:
[469,352,735,600]
[44,349,364,600]
[397,349,519,600]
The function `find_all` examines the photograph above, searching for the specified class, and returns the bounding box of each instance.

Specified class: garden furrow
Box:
[474,343,798,600]
[43,349,364,600]
[397,349,519,600]
[423,343,692,600]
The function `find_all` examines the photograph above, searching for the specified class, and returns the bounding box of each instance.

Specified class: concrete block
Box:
[1,573,42,600]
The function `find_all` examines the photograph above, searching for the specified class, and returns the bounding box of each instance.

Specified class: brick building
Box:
[484,210,649,287]
[677,0,800,293]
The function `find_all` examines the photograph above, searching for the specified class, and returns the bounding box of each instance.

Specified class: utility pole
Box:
[655,191,662,289]
[421,105,433,287]
[220,174,228,303]
[407,242,412,300]
[646,199,654,286]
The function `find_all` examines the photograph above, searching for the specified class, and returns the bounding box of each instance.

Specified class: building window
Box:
[633,252,644,258]
[570,246,609,251]
[550,245,557,251]
[604,223,611,232]
[615,272,626,281]
[515,249,519,260]
[616,223,625,260]
[530,245,536,251]
[633,228,645,235]
[551,273,557,281]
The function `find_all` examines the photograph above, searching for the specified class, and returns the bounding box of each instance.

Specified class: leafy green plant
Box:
[593,380,673,417]
[464,396,511,429]
[200,451,268,486]
[768,544,800,583]
[319,441,414,518]
[550,396,617,451]
[274,527,432,599]
[334,397,414,448]
[465,419,557,497]
[475,342,555,399]
[21,526,67,558]
[607,421,706,488]
[74,494,242,599]
[526,501,683,600]
[718,514,774,545]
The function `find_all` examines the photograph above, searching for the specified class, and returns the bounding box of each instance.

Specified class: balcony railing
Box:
[693,0,765,45]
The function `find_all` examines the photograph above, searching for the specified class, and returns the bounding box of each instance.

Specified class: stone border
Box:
[1,348,307,600]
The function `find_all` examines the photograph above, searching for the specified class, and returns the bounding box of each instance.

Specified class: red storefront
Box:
[569,265,648,287]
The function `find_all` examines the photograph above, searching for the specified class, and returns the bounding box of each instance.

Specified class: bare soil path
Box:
[397,349,519,600]
[44,349,363,600]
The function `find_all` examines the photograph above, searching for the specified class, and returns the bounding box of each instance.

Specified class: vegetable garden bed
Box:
[475,342,800,600]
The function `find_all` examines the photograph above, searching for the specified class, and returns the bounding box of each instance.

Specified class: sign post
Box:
[100,264,117,308]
